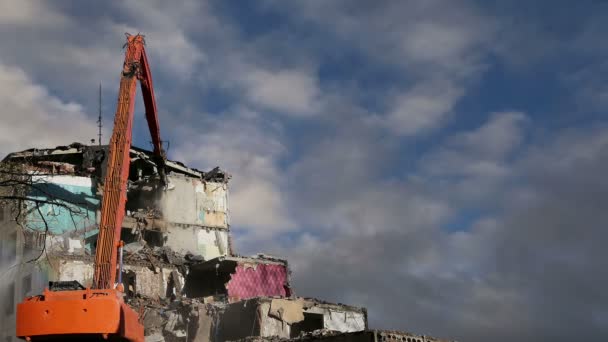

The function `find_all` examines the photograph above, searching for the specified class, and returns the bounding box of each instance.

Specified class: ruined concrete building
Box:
[0,143,455,342]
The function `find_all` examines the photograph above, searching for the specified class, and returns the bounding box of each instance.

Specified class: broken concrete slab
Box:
[269,298,305,325]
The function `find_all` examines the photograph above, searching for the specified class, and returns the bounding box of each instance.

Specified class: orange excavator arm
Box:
[16,33,162,342]
[93,33,165,290]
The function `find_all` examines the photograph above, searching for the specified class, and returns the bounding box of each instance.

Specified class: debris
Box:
[37,161,76,174]
[202,166,228,183]
[169,270,183,297]
[145,332,165,342]
[269,298,305,325]
[145,248,161,274]
[49,281,86,292]
[185,252,204,263]
[124,241,145,254]
[162,247,184,266]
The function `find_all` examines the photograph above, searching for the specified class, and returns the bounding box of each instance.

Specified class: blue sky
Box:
[1,1,608,341]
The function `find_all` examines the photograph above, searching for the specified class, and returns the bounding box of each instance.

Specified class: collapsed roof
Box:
[3,142,230,183]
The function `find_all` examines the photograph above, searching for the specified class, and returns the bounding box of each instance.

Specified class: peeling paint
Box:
[27,175,99,236]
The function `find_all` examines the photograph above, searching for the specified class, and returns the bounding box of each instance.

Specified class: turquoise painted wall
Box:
[26,176,99,236]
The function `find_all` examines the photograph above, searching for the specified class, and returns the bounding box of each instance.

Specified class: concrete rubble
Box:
[229,330,454,342]
[0,143,455,342]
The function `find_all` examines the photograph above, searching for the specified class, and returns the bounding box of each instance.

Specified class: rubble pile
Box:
[128,295,205,342]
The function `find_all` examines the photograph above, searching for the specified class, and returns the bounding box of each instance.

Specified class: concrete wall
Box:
[54,259,183,299]
[306,305,367,333]
[155,174,230,259]
[25,174,229,259]
[164,225,228,260]
[259,301,291,338]
[209,297,367,340]
[161,175,228,229]
[258,299,366,338]
[27,175,99,236]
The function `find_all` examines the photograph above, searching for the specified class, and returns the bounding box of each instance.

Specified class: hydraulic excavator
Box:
[16,33,165,341]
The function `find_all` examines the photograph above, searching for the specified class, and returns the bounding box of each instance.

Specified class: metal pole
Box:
[98,83,102,146]
[117,241,124,285]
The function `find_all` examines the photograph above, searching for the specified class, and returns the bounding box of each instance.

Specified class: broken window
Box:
[183,261,236,298]
[23,230,44,256]
[22,274,32,298]
[5,282,15,315]
[142,230,164,248]
[290,312,324,337]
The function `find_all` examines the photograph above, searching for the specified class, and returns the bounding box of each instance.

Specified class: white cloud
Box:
[385,79,465,136]
[0,0,67,27]
[456,111,527,159]
[397,18,490,76]
[243,68,320,116]
[421,112,526,177]
[0,0,208,109]
[272,0,495,134]
[416,111,526,204]
[0,63,102,158]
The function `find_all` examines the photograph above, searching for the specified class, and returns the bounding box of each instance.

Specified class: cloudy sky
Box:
[2,1,608,341]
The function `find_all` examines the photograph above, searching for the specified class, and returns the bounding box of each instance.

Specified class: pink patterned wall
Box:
[226,263,291,301]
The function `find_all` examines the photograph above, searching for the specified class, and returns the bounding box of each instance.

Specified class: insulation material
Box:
[226,263,290,301]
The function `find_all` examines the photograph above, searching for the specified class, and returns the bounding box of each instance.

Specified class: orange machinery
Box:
[16,33,165,341]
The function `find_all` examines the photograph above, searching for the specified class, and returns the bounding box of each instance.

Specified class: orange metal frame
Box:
[16,34,164,342]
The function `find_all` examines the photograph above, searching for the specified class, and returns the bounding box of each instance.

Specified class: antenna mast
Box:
[97,83,102,145]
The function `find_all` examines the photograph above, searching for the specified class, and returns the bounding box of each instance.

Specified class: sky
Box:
[1,1,608,341]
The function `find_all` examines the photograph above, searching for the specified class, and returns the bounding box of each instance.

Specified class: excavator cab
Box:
[17,284,142,341]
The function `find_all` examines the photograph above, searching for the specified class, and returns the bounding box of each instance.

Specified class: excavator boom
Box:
[93,33,164,290]
[16,33,163,342]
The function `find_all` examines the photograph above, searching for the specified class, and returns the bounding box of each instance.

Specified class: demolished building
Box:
[231,329,453,342]
[0,143,455,342]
